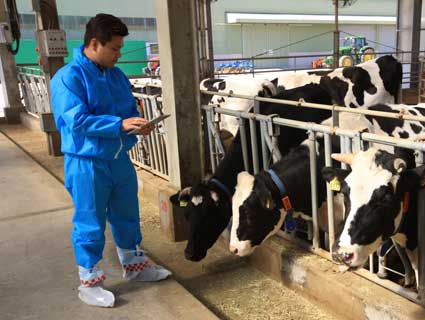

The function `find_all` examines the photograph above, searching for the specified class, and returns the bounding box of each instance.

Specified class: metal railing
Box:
[201,89,425,307]
[130,89,169,180]
[418,57,425,102]
[16,66,50,116]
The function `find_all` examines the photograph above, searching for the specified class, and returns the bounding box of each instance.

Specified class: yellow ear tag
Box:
[329,177,341,192]
[179,200,188,207]
[265,198,270,209]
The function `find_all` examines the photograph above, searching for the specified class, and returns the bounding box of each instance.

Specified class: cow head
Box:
[322,148,425,268]
[199,77,281,106]
[170,180,232,261]
[229,171,286,257]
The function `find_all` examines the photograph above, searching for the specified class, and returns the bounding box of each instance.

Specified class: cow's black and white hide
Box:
[329,103,425,156]
[269,55,401,108]
[322,148,423,287]
[200,76,282,136]
[318,55,402,108]
[171,83,333,261]
[229,137,345,257]
[200,55,402,137]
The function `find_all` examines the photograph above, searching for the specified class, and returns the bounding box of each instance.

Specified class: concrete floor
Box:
[0,124,342,320]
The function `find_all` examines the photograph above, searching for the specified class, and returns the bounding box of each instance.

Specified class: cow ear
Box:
[319,76,346,106]
[259,79,277,97]
[342,66,356,80]
[393,158,407,174]
[321,167,350,192]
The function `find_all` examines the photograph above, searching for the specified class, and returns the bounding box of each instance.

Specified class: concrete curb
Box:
[248,236,425,320]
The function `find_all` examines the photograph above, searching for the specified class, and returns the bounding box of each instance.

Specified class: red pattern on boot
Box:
[123,260,149,272]
[80,274,106,286]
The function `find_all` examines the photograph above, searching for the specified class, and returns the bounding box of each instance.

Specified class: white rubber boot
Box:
[78,265,115,307]
[78,284,115,307]
[117,247,172,282]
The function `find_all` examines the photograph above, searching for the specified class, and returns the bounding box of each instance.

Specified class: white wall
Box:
[16,0,156,17]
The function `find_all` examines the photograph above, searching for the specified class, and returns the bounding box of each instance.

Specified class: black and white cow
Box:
[322,148,423,286]
[201,55,402,136]
[333,103,425,153]
[229,137,345,256]
[172,83,333,261]
[229,102,425,256]
[200,76,281,136]
[318,55,401,108]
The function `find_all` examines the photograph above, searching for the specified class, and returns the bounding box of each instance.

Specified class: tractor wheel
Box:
[339,55,354,67]
[361,48,375,63]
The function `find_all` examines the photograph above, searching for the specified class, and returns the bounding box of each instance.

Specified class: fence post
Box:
[416,151,425,306]
[308,130,319,249]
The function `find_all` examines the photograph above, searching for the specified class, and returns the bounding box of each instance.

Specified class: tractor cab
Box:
[342,36,367,51]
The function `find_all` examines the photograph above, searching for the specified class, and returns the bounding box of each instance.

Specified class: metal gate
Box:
[17,66,50,116]
[202,89,425,306]
[130,91,169,180]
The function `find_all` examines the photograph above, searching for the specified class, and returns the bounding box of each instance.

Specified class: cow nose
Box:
[229,245,238,255]
[341,252,354,262]
[333,250,354,265]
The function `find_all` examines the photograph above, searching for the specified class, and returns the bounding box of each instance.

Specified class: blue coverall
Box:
[51,45,142,269]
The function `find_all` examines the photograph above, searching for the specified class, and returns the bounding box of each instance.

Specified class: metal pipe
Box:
[202,105,425,152]
[308,130,320,249]
[377,254,388,278]
[333,0,340,69]
[416,151,425,306]
[324,133,336,252]
[260,121,270,170]
[201,90,425,123]
[263,131,282,163]
[147,98,161,172]
[339,136,351,170]
[238,117,250,172]
[151,97,165,174]
[392,241,415,287]
[249,118,260,174]
[208,50,425,63]
[205,109,216,172]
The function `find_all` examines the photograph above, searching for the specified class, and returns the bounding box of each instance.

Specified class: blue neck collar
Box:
[267,169,287,197]
[267,169,294,211]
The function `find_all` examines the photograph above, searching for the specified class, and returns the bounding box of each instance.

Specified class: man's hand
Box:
[122,117,155,136]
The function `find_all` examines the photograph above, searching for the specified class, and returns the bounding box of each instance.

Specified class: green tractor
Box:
[312,36,375,68]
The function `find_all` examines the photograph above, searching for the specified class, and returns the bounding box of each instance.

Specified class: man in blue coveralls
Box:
[51,13,171,307]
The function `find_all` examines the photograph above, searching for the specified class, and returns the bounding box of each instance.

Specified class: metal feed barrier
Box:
[130,91,169,180]
[201,89,425,307]
[17,66,50,116]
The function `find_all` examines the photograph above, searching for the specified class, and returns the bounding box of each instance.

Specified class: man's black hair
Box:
[84,13,129,47]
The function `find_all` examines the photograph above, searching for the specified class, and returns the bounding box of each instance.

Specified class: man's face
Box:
[94,35,123,68]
